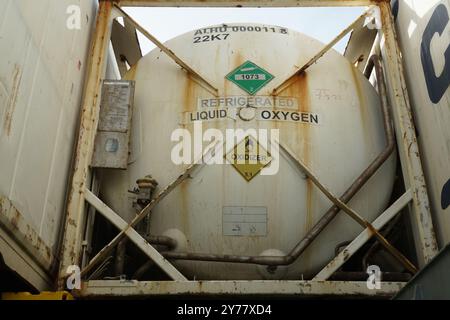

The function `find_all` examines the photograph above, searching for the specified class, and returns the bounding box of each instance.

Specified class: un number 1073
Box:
[235,74,266,81]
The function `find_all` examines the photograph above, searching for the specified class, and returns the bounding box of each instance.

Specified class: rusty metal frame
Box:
[77,279,405,297]
[83,189,187,280]
[278,142,417,274]
[79,140,222,279]
[112,5,219,95]
[272,8,371,95]
[58,0,438,297]
[313,189,413,280]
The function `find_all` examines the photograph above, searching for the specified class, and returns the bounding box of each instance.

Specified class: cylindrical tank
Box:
[100,23,396,280]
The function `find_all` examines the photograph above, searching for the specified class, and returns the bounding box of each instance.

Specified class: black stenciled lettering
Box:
[392,0,399,21]
[421,4,450,103]
[301,113,309,123]
[272,111,281,120]
[261,110,271,120]
[291,112,300,121]
[442,178,450,210]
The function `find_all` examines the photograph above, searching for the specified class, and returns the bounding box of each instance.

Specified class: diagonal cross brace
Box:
[272,8,371,95]
[80,141,222,278]
[313,190,413,281]
[278,142,418,274]
[80,161,199,278]
[84,189,187,280]
[112,4,219,96]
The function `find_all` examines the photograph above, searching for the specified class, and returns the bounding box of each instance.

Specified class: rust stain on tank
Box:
[233,51,244,69]
[3,64,22,136]
[179,179,190,239]
[281,72,312,268]
[299,73,313,236]
[285,72,311,163]
[183,75,196,113]
[224,50,244,97]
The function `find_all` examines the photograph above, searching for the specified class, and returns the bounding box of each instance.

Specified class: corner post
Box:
[379,1,438,267]
[57,0,114,289]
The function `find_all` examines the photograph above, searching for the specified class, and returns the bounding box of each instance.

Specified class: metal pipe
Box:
[114,239,127,276]
[133,260,155,280]
[132,236,176,280]
[362,210,403,270]
[146,235,177,250]
[161,55,397,267]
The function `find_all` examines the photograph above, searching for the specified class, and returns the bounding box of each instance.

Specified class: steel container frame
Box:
[58,0,439,298]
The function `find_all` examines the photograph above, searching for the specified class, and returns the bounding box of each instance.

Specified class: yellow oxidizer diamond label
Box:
[225,136,273,182]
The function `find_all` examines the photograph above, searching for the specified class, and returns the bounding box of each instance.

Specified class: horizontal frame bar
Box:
[78,280,405,297]
[117,0,377,7]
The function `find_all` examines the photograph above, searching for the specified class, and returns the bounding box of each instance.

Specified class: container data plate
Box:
[91,80,135,169]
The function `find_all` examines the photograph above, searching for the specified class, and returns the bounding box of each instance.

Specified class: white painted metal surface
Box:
[0,0,97,289]
[392,0,450,247]
[100,24,397,280]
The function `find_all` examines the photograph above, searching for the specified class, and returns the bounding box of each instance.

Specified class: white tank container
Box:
[100,23,396,280]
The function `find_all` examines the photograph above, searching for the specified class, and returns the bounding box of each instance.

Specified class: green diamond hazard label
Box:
[226,61,274,95]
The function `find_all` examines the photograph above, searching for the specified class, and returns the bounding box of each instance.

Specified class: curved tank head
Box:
[100,23,396,280]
